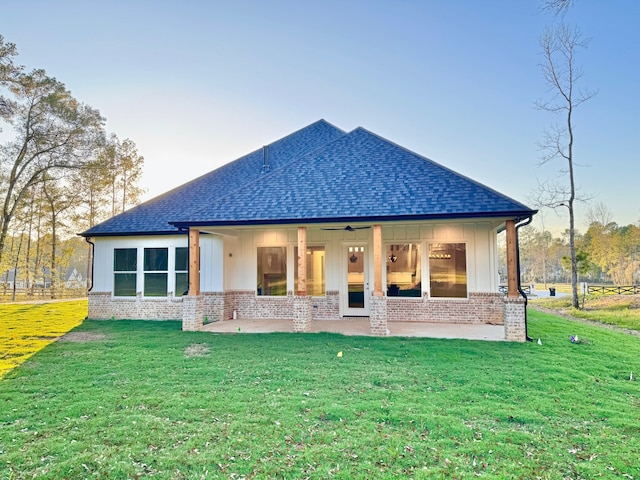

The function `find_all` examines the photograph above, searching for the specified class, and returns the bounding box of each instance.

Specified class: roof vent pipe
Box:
[261,145,270,173]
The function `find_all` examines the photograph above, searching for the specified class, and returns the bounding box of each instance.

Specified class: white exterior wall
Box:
[221,221,499,295]
[91,222,499,296]
[88,221,505,325]
[92,234,223,295]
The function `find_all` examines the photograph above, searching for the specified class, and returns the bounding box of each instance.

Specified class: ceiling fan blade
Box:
[319,225,372,231]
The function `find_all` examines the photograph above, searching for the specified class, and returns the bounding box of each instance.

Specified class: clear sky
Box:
[2,1,638,233]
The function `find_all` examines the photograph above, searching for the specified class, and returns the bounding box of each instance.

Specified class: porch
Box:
[180,220,527,340]
[201,317,506,341]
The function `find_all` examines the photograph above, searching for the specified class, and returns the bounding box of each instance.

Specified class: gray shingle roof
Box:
[81,121,535,237]
[81,120,347,236]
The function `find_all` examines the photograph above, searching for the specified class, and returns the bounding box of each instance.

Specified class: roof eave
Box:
[78,229,186,238]
[169,210,538,229]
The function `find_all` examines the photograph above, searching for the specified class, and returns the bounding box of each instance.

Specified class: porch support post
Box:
[183,228,203,331]
[370,224,388,335]
[503,219,526,341]
[297,226,307,295]
[505,219,518,298]
[372,224,383,296]
[293,226,311,332]
[188,228,200,296]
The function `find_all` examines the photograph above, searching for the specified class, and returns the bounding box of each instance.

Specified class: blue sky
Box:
[2,1,638,233]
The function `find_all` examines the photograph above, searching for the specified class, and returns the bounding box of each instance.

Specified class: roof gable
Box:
[82,121,535,237]
[171,127,534,227]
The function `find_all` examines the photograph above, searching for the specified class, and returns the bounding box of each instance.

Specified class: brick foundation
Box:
[222,290,340,322]
[202,292,225,323]
[88,289,522,341]
[386,292,504,324]
[88,291,184,320]
[310,290,340,320]
[223,290,294,320]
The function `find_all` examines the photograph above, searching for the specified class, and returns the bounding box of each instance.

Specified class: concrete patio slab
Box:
[201,318,505,341]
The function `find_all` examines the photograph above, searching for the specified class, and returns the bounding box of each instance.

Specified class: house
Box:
[1,268,21,290]
[80,120,536,341]
[65,267,85,289]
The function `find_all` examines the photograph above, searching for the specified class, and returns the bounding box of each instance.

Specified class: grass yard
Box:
[1,309,639,479]
[532,294,640,332]
[0,300,87,379]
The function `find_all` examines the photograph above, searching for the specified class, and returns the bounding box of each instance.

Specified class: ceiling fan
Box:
[320,225,371,232]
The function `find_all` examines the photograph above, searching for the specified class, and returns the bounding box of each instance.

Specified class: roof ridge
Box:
[179,122,350,222]
[268,119,347,147]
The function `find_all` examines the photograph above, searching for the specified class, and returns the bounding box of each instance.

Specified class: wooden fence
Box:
[587,285,640,295]
[0,287,87,302]
[498,285,531,295]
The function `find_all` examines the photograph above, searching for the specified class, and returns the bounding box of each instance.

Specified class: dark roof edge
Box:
[169,210,538,229]
[78,230,185,238]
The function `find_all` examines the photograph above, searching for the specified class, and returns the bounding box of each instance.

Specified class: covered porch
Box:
[182,219,527,341]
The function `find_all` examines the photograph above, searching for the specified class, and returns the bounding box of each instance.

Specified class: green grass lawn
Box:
[1,311,640,479]
[532,294,640,332]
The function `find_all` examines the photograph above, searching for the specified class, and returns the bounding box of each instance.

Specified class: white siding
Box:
[91,234,223,295]
[92,221,500,297]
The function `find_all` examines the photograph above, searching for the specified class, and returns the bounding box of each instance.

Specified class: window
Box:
[294,246,326,296]
[257,246,287,296]
[114,248,137,296]
[429,243,467,298]
[386,244,421,297]
[144,248,168,297]
[175,247,188,296]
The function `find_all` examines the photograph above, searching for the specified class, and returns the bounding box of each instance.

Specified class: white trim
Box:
[342,242,370,316]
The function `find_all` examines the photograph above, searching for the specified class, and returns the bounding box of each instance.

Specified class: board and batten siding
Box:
[91,235,224,295]
[91,222,500,296]
[217,221,500,295]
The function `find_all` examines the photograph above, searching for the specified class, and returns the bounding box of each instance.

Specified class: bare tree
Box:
[586,201,614,229]
[536,24,597,308]
[540,0,573,16]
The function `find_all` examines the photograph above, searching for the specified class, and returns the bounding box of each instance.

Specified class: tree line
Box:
[501,210,640,289]
[0,35,144,300]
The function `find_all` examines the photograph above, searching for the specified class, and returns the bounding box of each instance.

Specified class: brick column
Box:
[182,295,204,331]
[370,295,388,336]
[293,295,312,332]
[504,297,526,342]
